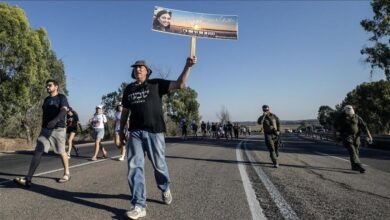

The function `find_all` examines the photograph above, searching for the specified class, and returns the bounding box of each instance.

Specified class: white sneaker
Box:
[67,153,71,159]
[126,206,146,220]
[118,156,125,161]
[162,189,172,205]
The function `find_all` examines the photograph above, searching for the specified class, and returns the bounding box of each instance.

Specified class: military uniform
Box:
[335,113,370,172]
[257,112,281,166]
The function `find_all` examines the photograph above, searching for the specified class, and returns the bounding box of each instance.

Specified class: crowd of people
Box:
[179,119,252,140]
[11,54,373,220]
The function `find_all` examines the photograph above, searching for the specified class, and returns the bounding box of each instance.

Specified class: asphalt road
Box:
[0,134,389,220]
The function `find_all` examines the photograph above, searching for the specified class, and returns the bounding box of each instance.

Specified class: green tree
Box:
[0,3,67,142]
[167,87,200,124]
[101,82,127,116]
[339,80,390,134]
[317,105,335,130]
[360,0,390,80]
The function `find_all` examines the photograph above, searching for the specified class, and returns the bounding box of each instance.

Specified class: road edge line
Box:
[236,141,267,220]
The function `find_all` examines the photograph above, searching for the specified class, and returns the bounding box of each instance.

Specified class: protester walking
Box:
[66,107,82,158]
[14,79,71,187]
[180,118,188,140]
[90,105,108,161]
[119,56,196,219]
[114,103,127,161]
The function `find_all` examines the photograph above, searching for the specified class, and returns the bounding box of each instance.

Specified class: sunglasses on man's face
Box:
[46,84,54,88]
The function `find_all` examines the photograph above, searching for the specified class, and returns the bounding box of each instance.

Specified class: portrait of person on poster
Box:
[152,6,238,40]
[153,9,172,32]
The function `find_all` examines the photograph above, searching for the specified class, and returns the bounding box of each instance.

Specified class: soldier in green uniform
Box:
[334,105,373,173]
[257,105,281,168]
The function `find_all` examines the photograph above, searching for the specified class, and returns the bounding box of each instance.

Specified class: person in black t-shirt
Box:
[226,121,233,140]
[66,107,82,158]
[201,121,206,137]
[120,56,196,219]
[14,79,71,187]
[180,118,188,140]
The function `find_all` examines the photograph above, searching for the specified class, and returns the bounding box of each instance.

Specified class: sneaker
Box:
[162,189,172,205]
[13,177,32,188]
[67,152,71,159]
[118,155,125,161]
[273,163,279,168]
[126,206,146,220]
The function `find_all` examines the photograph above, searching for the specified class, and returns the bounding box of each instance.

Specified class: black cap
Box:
[262,105,269,111]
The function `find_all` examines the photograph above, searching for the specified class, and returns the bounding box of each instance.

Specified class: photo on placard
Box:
[152,6,238,40]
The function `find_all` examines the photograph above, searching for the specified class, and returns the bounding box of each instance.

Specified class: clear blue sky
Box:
[7,1,385,124]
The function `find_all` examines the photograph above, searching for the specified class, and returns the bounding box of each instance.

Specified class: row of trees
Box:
[317,1,390,135]
[317,80,390,134]
[0,3,67,142]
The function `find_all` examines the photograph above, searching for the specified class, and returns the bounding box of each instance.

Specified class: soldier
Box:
[334,105,373,173]
[257,105,281,168]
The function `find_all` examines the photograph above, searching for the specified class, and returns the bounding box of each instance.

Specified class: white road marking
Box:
[314,151,368,167]
[236,142,267,220]
[242,141,300,220]
[0,155,121,186]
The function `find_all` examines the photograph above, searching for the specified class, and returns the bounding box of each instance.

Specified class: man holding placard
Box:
[120,57,196,219]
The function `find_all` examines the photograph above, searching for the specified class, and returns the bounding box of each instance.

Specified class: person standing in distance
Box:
[334,105,373,173]
[257,105,281,168]
[114,102,127,161]
[120,56,197,220]
[14,79,71,187]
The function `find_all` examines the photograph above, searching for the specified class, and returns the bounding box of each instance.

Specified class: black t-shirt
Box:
[42,93,69,128]
[122,79,171,133]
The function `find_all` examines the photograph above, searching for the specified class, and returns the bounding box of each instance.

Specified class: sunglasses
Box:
[46,83,54,88]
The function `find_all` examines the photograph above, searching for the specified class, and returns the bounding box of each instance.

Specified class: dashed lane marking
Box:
[242,141,300,220]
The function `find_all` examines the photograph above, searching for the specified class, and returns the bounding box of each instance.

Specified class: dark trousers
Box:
[264,133,279,164]
[342,135,361,168]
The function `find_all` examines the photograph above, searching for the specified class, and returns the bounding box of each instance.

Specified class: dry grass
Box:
[0,138,34,152]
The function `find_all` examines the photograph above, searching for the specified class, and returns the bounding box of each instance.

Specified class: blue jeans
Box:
[127,130,170,208]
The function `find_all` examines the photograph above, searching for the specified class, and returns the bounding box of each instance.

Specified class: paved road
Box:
[0,134,389,220]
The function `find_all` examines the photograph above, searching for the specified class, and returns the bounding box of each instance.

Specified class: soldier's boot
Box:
[272,158,279,168]
[357,164,366,173]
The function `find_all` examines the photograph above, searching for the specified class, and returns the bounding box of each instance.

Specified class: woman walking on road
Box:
[90,105,107,161]
[114,103,127,161]
[66,107,82,158]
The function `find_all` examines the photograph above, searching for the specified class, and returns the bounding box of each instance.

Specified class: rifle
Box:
[276,134,284,149]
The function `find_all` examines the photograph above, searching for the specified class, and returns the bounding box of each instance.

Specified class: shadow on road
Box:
[166,155,269,166]
[0,179,165,219]
[165,137,361,175]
